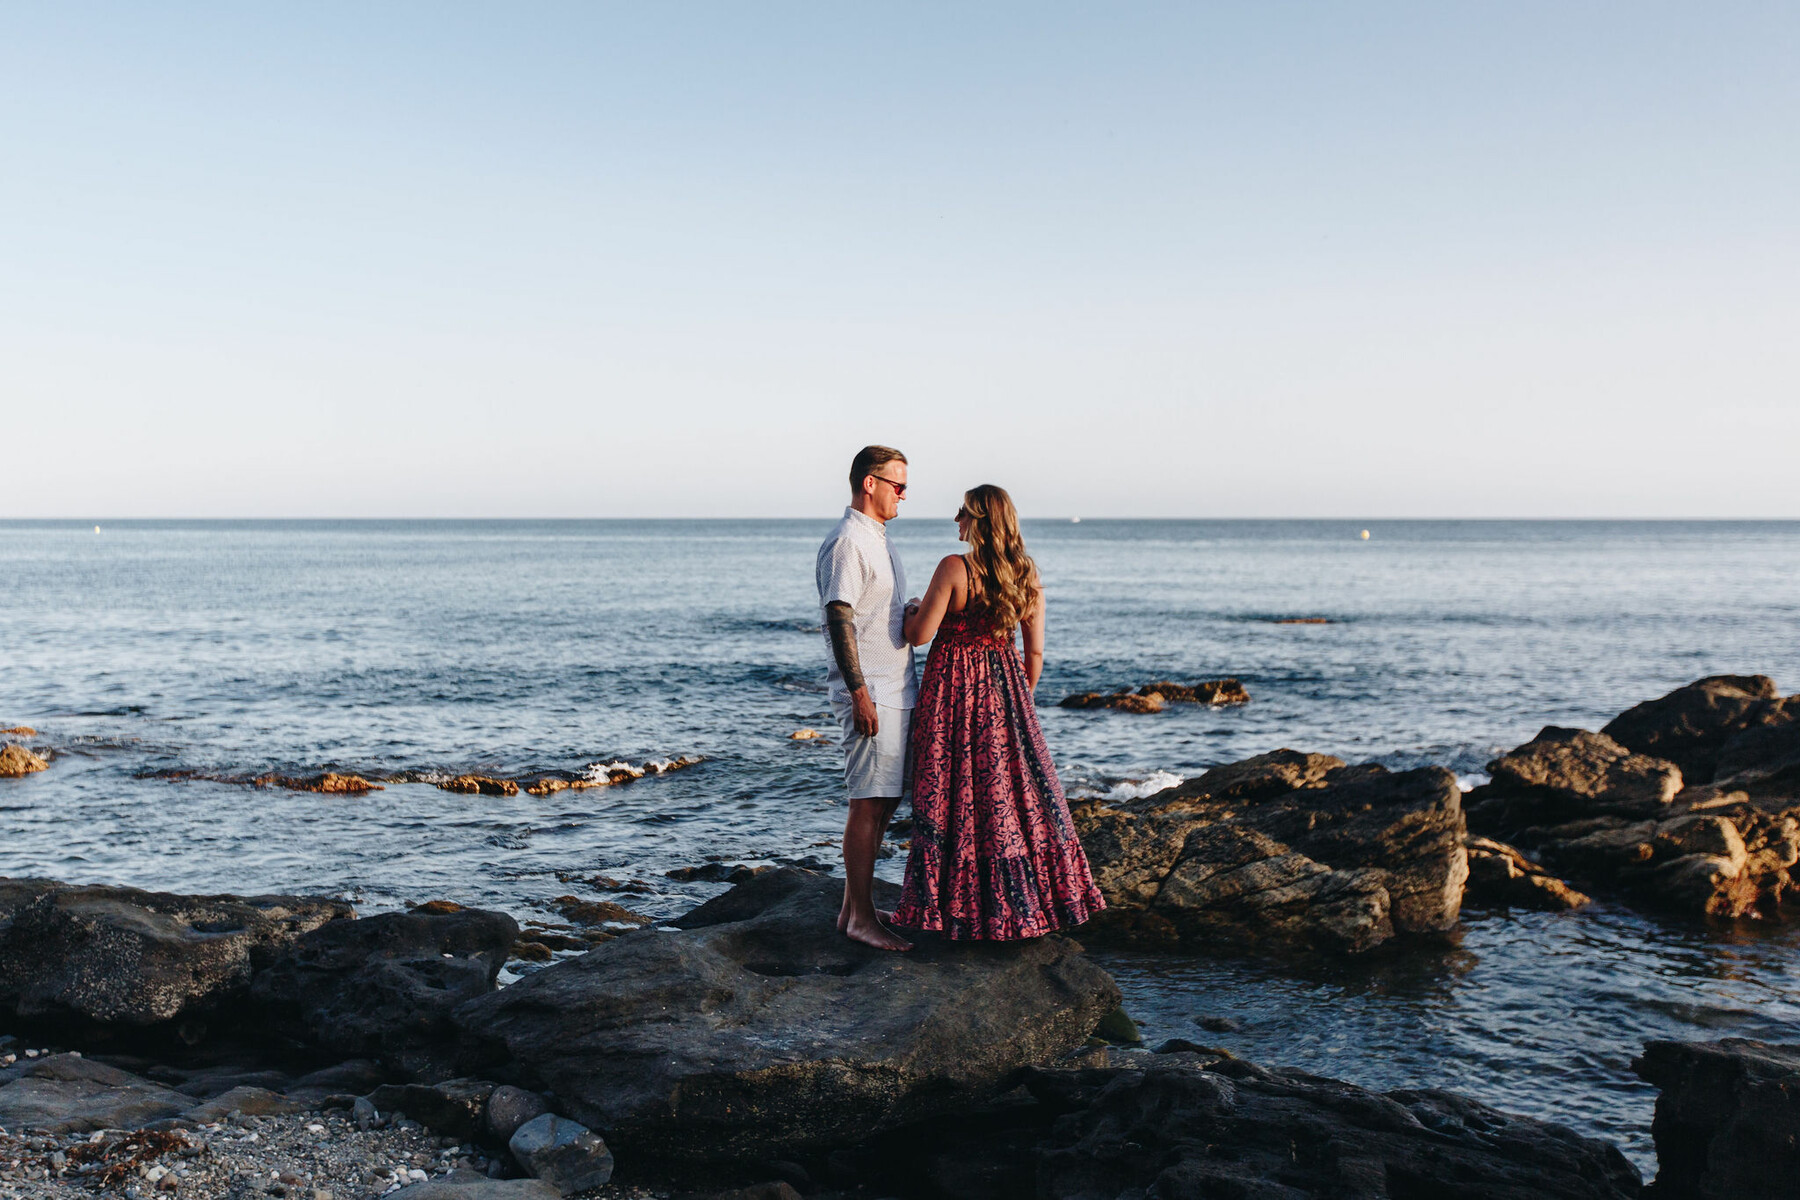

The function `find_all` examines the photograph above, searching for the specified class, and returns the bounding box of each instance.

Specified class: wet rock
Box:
[1138,678,1249,704]
[1059,691,1164,713]
[0,1053,191,1133]
[507,1113,614,1194]
[548,897,651,927]
[1464,836,1591,910]
[484,1085,549,1142]
[0,744,49,777]
[456,869,1121,1161]
[1032,1060,1640,1200]
[1074,752,1467,953]
[0,883,353,1029]
[438,776,520,797]
[1634,1037,1800,1200]
[1602,674,1783,785]
[788,729,825,741]
[0,725,38,736]
[665,863,772,885]
[250,907,518,1080]
[507,941,553,963]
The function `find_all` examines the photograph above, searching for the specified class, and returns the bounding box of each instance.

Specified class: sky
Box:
[1,3,1795,519]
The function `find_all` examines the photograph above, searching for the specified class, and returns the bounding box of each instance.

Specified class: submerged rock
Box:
[0,882,352,1030]
[439,775,521,797]
[1061,679,1249,711]
[455,869,1120,1161]
[1634,1037,1800,1200]
[0,744,48,777]
[1073,751,1467,953]
[251,905,518,1080]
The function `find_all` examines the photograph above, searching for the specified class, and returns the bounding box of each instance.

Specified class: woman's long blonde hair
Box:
[961,484,1039,631]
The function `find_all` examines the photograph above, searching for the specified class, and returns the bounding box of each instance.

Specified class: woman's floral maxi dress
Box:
[891,604,1105,940]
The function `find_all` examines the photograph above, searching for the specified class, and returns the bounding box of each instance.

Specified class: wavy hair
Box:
[960,484,1039,631]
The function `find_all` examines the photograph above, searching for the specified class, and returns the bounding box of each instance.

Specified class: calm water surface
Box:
[3,519,1799,1170]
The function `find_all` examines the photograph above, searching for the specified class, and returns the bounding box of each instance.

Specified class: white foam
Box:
[1102,770,1185,802]
[1456,772,1490,793]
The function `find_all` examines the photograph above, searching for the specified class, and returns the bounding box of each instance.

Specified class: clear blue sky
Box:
[3,3,1795,518]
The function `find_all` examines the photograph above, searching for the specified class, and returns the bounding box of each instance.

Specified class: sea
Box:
[3,518,1799,1172]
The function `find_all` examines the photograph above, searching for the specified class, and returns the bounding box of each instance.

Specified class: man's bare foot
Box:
[843,915,912,951]
[838,907,896,933]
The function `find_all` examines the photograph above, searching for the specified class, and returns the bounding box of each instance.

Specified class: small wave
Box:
[1456,773,1490,792]
[1068,770,1186,802]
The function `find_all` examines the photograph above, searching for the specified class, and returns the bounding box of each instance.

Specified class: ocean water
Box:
[3,518,1799,1171]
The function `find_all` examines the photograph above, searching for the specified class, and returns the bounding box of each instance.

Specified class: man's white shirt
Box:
[816,507,919,711]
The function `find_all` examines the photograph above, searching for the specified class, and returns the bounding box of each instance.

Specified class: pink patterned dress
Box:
[891,603,1105,940]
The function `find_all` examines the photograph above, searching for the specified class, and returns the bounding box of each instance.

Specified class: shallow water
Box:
[4,518,1799,1171]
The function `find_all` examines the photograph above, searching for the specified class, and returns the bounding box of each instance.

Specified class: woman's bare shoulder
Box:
[935,553,969,578]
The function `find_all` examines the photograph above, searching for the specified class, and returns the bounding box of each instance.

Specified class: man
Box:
[816,444,918,950]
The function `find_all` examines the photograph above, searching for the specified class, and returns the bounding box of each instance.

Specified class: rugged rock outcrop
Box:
[1464,836,1590,910]
[1602,675,1789,785]
[0,744,49,777]
[1633,1038,1800,1199]
[1029,1061,1641,1200]
[1466,678,1800,920]
[251,906,519,1080]
[0,882,352,1031]
[455,869,1121,1161]
[1072,751,1468,953]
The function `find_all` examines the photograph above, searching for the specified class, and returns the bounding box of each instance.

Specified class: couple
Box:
[816,444,1104,951]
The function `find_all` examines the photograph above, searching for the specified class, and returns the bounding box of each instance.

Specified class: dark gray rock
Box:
[0,1053,191,1134]
[388,1169,559,1198]
[1633,1037,1800,1200]
[508,1113,615,1194]
[1074,752,1468,953]
[250,906,518,1080]
[1602,675,1782,785]
[456,869,1121,1161]
[485,1084,549,1143]
[368,1078,495,1140]
[0,882,352,1029]
[1031,1060,1641,1199]
[286,1057,390,1105]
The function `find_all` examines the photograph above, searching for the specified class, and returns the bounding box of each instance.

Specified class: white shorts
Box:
[835,702,912,800]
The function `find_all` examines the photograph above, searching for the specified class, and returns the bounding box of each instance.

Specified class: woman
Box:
[891,485,1105,940]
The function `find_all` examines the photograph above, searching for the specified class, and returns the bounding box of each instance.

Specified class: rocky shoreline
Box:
[5,675,1800,1197]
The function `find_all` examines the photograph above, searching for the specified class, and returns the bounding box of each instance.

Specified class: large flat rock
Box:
[0,882,353,1030]
[454,869,1120,1161]
[0,1053,191,1134]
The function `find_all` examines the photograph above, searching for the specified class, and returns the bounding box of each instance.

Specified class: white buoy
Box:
[1360,529,1370,540]
[94,525,101,534]
[1071,517,1081,524]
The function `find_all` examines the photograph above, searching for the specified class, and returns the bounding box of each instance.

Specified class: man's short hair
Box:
[849,445,907,492]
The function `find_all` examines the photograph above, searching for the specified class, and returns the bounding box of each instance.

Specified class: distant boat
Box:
[1071,517,1081,524]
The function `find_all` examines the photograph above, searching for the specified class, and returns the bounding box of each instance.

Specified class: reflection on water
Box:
[1099,902,1800,1171]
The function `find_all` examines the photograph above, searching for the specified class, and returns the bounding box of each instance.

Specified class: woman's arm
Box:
[1019,575,1045,691]
[904,555,966,645]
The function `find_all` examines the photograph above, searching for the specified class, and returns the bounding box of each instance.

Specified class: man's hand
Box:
[851,686,879,738]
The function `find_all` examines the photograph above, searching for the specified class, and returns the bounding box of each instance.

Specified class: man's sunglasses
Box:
[870,474,907,496]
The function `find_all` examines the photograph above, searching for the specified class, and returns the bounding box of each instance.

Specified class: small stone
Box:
[353,1096,378,1132]
[508,1113,615,1194]
[485,1086,549,1143]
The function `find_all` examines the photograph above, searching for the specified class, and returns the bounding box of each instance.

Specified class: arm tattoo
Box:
[824,601,866,692]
